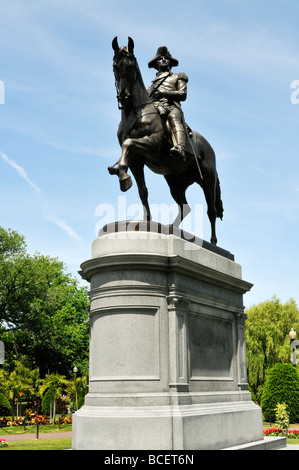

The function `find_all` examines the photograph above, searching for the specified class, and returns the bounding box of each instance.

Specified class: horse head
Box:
[112,37,137,110]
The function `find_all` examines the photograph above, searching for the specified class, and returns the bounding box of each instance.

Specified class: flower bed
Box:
[263,428,299,439]
[0,413,72,427]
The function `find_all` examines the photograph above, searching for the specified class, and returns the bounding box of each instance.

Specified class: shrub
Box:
[274,403,289,435]
[261,363,299,421]
[41,389,55,415]
[0,393,11,416]
[41,390,69,415]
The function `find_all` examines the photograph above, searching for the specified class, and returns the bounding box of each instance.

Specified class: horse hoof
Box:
[119,175,133,192]
[108,166,119,176]
[210,237,217,245]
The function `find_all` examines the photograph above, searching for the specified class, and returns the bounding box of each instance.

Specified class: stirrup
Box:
[170,145,185,160]
[108,166,119,176]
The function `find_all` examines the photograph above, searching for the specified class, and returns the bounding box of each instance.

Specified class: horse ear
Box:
[128,37,134,54]
[112,37,119,53]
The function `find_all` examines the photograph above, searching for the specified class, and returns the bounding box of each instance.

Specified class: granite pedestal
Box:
[72,221,265,450]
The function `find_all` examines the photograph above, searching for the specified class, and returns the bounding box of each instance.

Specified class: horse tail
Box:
[216,174,224,220]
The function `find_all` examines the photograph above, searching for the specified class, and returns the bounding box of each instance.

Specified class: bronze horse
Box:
[108,37,223,245]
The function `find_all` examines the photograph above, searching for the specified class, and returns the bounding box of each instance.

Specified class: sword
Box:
[175,104,203,181]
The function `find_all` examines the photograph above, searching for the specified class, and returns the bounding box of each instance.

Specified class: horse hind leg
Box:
[164,176,191,227]
[202,184,217,245]
[173,198,191,227]
[208,206,217,245]
[130,164,151,221]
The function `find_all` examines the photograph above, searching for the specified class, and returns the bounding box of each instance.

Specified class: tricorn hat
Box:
[148,46,179,68]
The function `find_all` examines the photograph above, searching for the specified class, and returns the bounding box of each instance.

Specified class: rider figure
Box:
[148,46,188,160]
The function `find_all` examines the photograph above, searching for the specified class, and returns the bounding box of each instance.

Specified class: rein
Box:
[113,53,158,130]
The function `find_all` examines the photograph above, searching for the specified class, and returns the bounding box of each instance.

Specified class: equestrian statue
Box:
[108,37,223,245]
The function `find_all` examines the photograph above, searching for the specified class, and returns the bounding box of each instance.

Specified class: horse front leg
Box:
[118,138,133,192]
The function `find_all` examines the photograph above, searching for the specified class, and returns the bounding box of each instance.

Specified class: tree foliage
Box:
[39,373,69,422]
[0,227,89,377]
[245,296,299,399]
[0,392,11,415]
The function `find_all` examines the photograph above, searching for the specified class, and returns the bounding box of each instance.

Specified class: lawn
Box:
[0,422,72,450]
[287,439,299,445]
[1,437,72,450]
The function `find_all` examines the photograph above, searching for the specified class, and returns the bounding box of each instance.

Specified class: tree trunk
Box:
[53,398,56,425]
[50,397,52,422]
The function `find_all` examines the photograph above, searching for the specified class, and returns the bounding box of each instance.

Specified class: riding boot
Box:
[170,129,186,160]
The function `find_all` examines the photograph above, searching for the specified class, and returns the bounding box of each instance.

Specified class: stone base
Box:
[73,222,264,450]
[224,436,287,450]
[73,401,263,450]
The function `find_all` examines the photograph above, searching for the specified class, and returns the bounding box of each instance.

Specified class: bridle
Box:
[112,37,159,133]
[113,47,137,110]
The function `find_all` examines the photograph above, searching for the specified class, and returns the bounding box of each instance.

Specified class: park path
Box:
[0,431,72,441]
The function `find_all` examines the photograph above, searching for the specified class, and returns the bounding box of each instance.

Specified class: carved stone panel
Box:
[90,307,160,381]
[189,313,234,380]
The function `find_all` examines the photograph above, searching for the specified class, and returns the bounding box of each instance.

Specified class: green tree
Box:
[39,373,69,424]
[67,373,88,411]
[11,358,41,413]
[0,226,89,376]
[261,363,299,422]
[7,370,25,419]
[245,296,299,399]
[0,227,26,258]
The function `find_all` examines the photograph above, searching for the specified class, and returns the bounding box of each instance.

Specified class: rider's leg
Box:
[168,109,186,159]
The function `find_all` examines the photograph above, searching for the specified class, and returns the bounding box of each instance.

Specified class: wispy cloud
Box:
[44,214,82,241]
[0,150,81,241]
[0,151,41,193]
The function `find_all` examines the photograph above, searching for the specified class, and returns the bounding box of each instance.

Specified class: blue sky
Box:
[0,0,298,308]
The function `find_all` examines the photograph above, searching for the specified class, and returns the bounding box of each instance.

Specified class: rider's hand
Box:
[153,90,163,100]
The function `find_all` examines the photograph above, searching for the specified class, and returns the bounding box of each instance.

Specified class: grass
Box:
[0,437,72,450]
[287,439,299,445]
